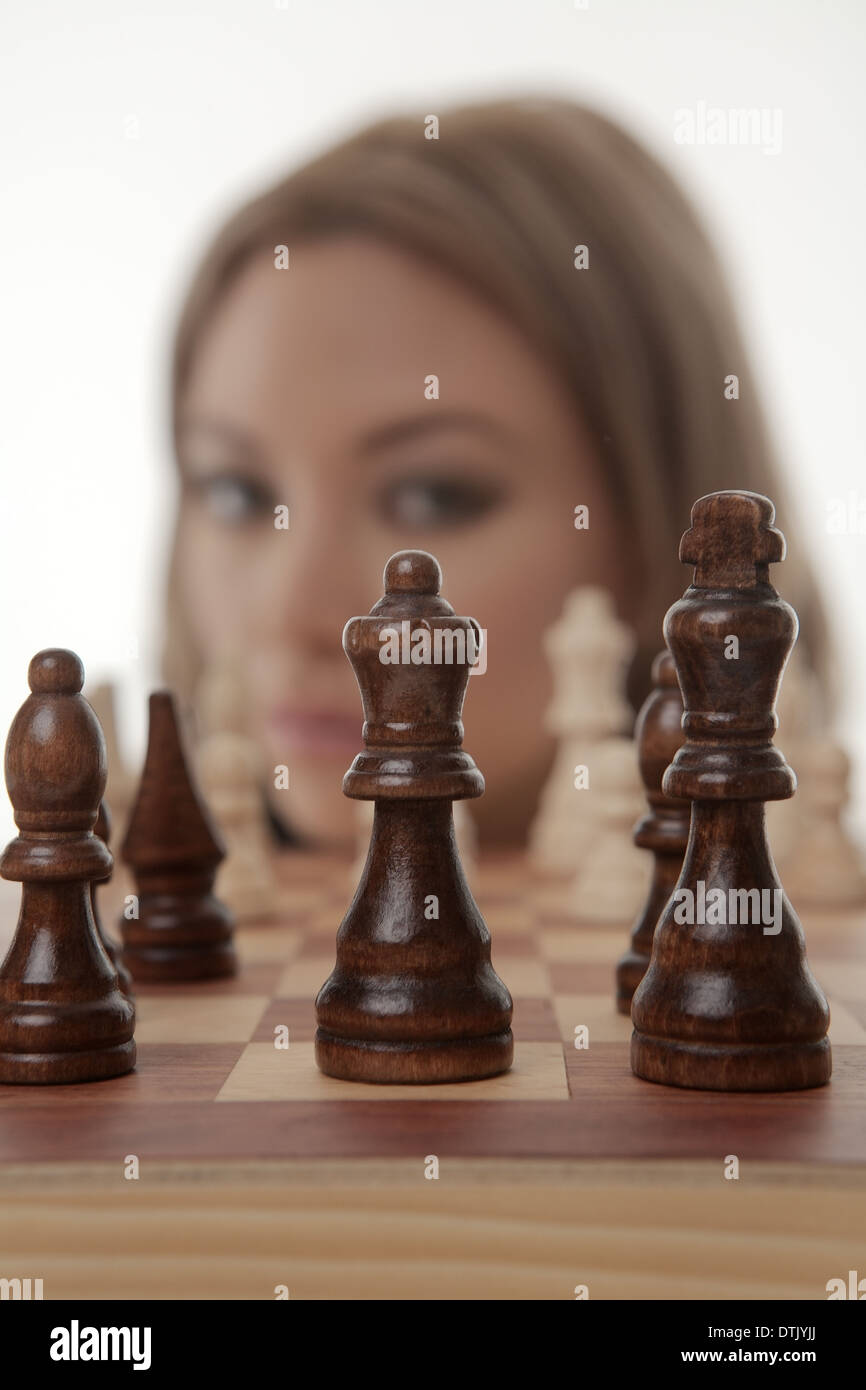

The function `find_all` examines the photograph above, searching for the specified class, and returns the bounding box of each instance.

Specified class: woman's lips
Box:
[266,709,362,756]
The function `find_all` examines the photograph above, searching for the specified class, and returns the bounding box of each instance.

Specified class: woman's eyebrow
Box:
[356,411,512,458]
[176,410,513,466]
[176,417,264,457]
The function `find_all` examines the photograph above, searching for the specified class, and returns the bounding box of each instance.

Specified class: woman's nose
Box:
[243,480,367,654]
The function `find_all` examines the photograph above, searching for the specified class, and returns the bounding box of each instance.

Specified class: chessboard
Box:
[1,850,864,1301]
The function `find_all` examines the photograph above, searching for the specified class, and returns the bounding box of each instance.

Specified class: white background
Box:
[1,0,864,842]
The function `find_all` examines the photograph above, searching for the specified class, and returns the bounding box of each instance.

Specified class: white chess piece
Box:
[780,740,866,907]
[766,647,866,905]
[196,663,281,921]
[766,645,819,868]
[570,736,649,921]
[529,588,635,875]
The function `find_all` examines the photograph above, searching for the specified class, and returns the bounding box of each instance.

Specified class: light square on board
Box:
[132,994,270,1045]
[552,994,633,1045]
[216,1039,569,1102]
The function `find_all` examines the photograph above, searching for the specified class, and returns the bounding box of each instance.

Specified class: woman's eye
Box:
[376,476,505,529]
[186,473,274,524]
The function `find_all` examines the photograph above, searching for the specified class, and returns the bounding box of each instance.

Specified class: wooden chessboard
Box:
[1,852,864,1300]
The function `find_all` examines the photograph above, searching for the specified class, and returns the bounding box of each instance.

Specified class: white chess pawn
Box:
[528,741,600,874]
[529,587,635,875]
[196,663,281,921]
[199,736,282,919]
[570,736,649,922]
[543,588,634,740]
[780,740,866,907]
[766,646,820,867]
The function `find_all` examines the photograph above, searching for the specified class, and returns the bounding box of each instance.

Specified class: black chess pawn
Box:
[0,649,136,1083]
[120,692,236,982]
[315,550,513,1083]
[631,492,831,1091]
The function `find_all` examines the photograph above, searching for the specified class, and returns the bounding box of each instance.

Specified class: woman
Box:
[165,95,826,851]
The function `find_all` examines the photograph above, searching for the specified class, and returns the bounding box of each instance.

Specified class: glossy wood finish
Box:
[120,692,237,982]
[631,492,832,1091]
[0,649,136,1083]
[615,650,689,1012]
[91,800,133,996]
[0,848,860,1173]
[315,550,513,1083]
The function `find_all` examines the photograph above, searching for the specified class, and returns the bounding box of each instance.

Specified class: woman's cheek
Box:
[176,515,250,655]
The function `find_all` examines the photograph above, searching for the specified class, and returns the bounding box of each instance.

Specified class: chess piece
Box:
[781,740,866,906]
[316,550,513,1083]
[199,737,281,920]
[0,650,136,1083]
[196,663,281,921]
[570,737,649,922]
[764,645,817,866]
[529,588,635,874]
[350,797,478,888]
[120,692,237,981]
[92,800,133,995]
[631,491,831,1091]
[615,650,689,1012]
[766,652,866,902]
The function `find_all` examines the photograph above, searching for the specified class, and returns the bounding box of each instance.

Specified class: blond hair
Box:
[167,96,828,708]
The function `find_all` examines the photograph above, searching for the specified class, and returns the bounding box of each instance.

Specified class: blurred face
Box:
[176,236,629,849]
